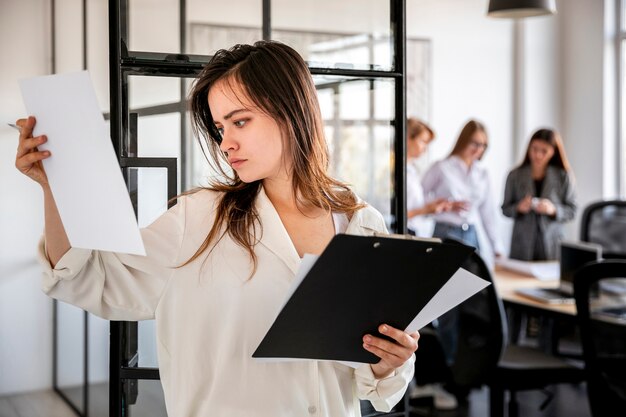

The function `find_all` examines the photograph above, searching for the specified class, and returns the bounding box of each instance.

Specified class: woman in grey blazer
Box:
[501,128,577,260]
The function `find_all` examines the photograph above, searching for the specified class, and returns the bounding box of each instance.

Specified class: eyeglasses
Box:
[469,140,488,149]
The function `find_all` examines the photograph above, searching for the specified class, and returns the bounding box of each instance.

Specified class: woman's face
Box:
[461,130,488,163]
[208,78,291,183]
[528,139,555,169]
[407,131,431,159]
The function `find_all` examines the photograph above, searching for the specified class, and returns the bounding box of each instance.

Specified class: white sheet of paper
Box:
[495,257,559,281]
[405,268,490,333]
[19,71,145,255]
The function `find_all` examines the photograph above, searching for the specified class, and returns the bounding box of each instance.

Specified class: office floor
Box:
[0,382,591,417]
[408,383,591,417]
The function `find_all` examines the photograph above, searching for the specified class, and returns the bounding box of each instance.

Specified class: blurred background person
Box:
[501,128,577,260]
[406,118,450,237]
[422,119,503,267]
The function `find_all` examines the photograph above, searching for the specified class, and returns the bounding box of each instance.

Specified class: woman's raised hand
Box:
[14,116,50,187]
[363,324,419,379]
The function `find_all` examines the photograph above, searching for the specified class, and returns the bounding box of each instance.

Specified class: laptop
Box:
[515,240,603,304]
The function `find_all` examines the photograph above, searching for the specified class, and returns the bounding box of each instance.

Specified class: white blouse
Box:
[38,187,414,417]
[406,160,433,237]
[421,156,503,256]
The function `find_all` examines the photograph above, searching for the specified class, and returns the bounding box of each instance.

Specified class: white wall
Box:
[559,0,613,238]
[0,0,54,396]
[407,0,515,253]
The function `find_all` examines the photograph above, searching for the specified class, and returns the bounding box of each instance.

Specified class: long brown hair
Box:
[521,128,571,172]
[449,119,488,159]
[185,41,363,270]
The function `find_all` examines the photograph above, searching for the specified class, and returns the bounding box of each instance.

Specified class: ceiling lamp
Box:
[487,0,557,18]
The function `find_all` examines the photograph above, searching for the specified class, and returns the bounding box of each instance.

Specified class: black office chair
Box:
[441,240,585,417]
[573,260,626,417]
[580,200,626,258]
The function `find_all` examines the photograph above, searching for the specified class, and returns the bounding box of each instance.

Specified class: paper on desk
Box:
[19,71,145,255]
[496,258,558,281]
[256,256,489,368]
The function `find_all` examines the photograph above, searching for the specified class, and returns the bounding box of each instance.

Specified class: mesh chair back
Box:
[573,260,626,417]
[580,200,626,258]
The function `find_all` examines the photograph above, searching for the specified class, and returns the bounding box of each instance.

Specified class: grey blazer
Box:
[501,165,577,260]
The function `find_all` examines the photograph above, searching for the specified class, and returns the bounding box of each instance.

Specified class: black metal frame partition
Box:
[106,0,406,416]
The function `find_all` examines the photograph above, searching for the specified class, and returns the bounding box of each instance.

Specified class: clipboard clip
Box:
[373,232,442,243]
[371,233,441,252]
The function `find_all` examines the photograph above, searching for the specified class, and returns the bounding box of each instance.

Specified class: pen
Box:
[7,123,21,131]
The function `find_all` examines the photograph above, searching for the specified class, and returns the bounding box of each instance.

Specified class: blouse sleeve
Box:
[420,161,441,201]
[38,197,187,321]
[354,355,415,412]
[479,172,504,254]
[554,172,577,222]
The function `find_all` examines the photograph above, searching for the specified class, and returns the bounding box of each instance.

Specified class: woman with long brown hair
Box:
[501,128,577,260]
[422,119,503,262]
[15,41,417,416]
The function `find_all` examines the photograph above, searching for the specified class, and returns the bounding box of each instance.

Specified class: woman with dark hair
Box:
[422,119,503,264]
[501,128,577,260]
[15,41,417,416]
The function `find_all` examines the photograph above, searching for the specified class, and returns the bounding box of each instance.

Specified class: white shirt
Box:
[38,187,414,417]
[421,156,503,257]
[406,160,434,237]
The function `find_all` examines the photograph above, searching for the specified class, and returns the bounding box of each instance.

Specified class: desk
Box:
[493,266,577,353]
[493,266,576,318]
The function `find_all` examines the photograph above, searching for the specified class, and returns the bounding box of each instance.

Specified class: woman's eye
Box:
[216,127,224,136]
[234,120,246,127]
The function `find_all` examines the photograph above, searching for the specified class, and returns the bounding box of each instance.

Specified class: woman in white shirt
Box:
[421,119,503,262]
[14,41,417,417]
[406,118,450,237]
[421,120,502,374]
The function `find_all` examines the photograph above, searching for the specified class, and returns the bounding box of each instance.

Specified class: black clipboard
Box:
[253,234,475,363]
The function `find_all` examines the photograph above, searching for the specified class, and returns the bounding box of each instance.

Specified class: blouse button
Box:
[308,405,317,414]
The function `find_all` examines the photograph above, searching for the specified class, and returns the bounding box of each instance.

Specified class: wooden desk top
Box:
[493,266,577,317]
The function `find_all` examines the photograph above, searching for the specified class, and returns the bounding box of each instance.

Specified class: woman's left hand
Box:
[363,324,419,379]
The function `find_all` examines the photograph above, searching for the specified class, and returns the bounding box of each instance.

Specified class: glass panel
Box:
[132,166,169,368]
[187,0,262,55]
[88,314,109,417]
[272,0,392,70]
[406,38,432,120]
[138,321,159,368]
[127,379,168,417]
[128,0,263,55]
[57,302,85,414]
[137,113,181,158]
[129,76,181,110]
[135,113,182,194]
[188,24,262,56]
[137,167,169,228]
[315,76,395,225]
[129,0,180,53]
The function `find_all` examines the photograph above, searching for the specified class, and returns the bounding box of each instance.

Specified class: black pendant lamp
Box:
[487,0,556,18]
